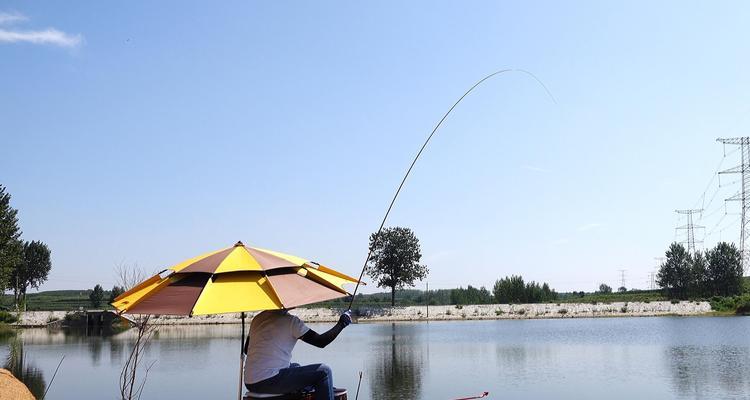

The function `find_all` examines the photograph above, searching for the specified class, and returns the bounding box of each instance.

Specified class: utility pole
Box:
[675,209,704,253]
[617,269,627,289]
[717,137,750,272]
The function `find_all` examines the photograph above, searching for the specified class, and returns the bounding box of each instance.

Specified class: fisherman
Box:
[244,309,352,400]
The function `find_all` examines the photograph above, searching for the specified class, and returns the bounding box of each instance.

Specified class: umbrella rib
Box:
[304,268,350,295]
[261,272,287,309]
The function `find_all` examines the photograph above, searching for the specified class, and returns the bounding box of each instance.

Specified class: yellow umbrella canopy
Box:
[112,241,361,316]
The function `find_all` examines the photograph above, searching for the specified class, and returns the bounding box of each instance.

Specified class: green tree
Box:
[657,243,692,298]
[690,250,709,297]
[541,283,557,302]
[11,241,52,310]
[0,185,23,291]
[706,242,743,296]
[109,285,125,304]
[367,227,428,306]
[450,285,493,305]
[617,286,627,293]
[598,283,612,294]
[89,284,104,308]
[493,275,526,303]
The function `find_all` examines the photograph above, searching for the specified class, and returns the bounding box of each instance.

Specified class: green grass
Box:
[0,290,116,311]
[0,311,19,323]
[559,289,666,304]
[709,294,750,314]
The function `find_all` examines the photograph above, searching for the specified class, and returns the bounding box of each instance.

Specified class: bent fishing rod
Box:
[347,69,556,311]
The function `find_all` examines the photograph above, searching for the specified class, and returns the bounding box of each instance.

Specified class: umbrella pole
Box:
[238,312,246,400]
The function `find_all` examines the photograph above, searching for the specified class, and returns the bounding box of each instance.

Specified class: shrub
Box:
[516,309,526,315]
[620,306,628,313]
[63,312,86,325]
[591,301,598,305]
[495,310,504,316]
[455,305,463,310]
[735,300,750,315]
[558,309,568,315]
[0,311,19,324]
[445,309,452,316]
[671,299,679,304]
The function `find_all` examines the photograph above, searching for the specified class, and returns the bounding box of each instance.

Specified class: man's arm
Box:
[301,311,352,348]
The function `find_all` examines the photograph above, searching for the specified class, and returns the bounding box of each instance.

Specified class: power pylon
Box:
[675,209,704,253]
[717,137,750,271]
[617,269,626,289]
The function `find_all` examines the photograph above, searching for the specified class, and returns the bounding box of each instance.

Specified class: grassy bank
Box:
[709,294,750,314]
[0,290,115,311]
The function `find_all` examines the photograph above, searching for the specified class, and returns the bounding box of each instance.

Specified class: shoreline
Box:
[11,300,713,327]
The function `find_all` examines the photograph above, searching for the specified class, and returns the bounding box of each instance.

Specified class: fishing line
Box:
[347,69,557,310]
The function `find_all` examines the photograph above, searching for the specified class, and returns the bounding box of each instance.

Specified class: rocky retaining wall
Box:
[12,301,712,327]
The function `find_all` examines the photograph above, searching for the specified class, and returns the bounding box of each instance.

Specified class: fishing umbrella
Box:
[111,241,362,399]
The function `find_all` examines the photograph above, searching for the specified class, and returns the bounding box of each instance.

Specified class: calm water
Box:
[2,316,750,399]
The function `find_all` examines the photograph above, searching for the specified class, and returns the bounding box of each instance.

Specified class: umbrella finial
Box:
[234,241,245,247]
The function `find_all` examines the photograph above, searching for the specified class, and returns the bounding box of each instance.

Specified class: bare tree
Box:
[115,262,157,400]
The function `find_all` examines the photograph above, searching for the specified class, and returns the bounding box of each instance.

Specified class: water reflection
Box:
[667,345,750,398]
[367,323,427,400]
[4,335,47,398]
[1,318,750,400]
[89,336,103,365]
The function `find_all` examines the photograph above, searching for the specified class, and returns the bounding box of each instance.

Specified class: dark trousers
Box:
[247,363,334,400]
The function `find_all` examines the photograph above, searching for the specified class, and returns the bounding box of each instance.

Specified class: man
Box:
[244,309,352,400]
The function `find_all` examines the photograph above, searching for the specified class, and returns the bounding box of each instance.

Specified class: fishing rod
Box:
[347,69,556,310]
[453,392,490,400]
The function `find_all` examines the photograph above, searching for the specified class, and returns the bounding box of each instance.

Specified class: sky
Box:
[1,1,750,294]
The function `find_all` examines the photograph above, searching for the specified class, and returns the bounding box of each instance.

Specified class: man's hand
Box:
[339,310,352,327]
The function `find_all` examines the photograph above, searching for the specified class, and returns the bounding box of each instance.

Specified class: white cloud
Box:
[0,12,27,25]
[0,11,82,48]
[0,28,82,47]
[577,222,603,232]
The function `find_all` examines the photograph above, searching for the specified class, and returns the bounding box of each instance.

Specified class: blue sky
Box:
[2,1,749,293]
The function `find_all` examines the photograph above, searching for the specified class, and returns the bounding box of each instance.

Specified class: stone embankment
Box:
[13,301,712,327]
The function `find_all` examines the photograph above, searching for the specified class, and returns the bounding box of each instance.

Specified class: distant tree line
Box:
[450,285,493,305]
[0,185,52,311]
[657,242,744,299]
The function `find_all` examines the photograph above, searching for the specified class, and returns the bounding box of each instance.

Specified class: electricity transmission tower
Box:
[675,209,704,253]
[717,137,750,271]
[617,269,626,289]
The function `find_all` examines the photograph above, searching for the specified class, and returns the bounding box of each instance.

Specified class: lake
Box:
[2,316,750,399]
